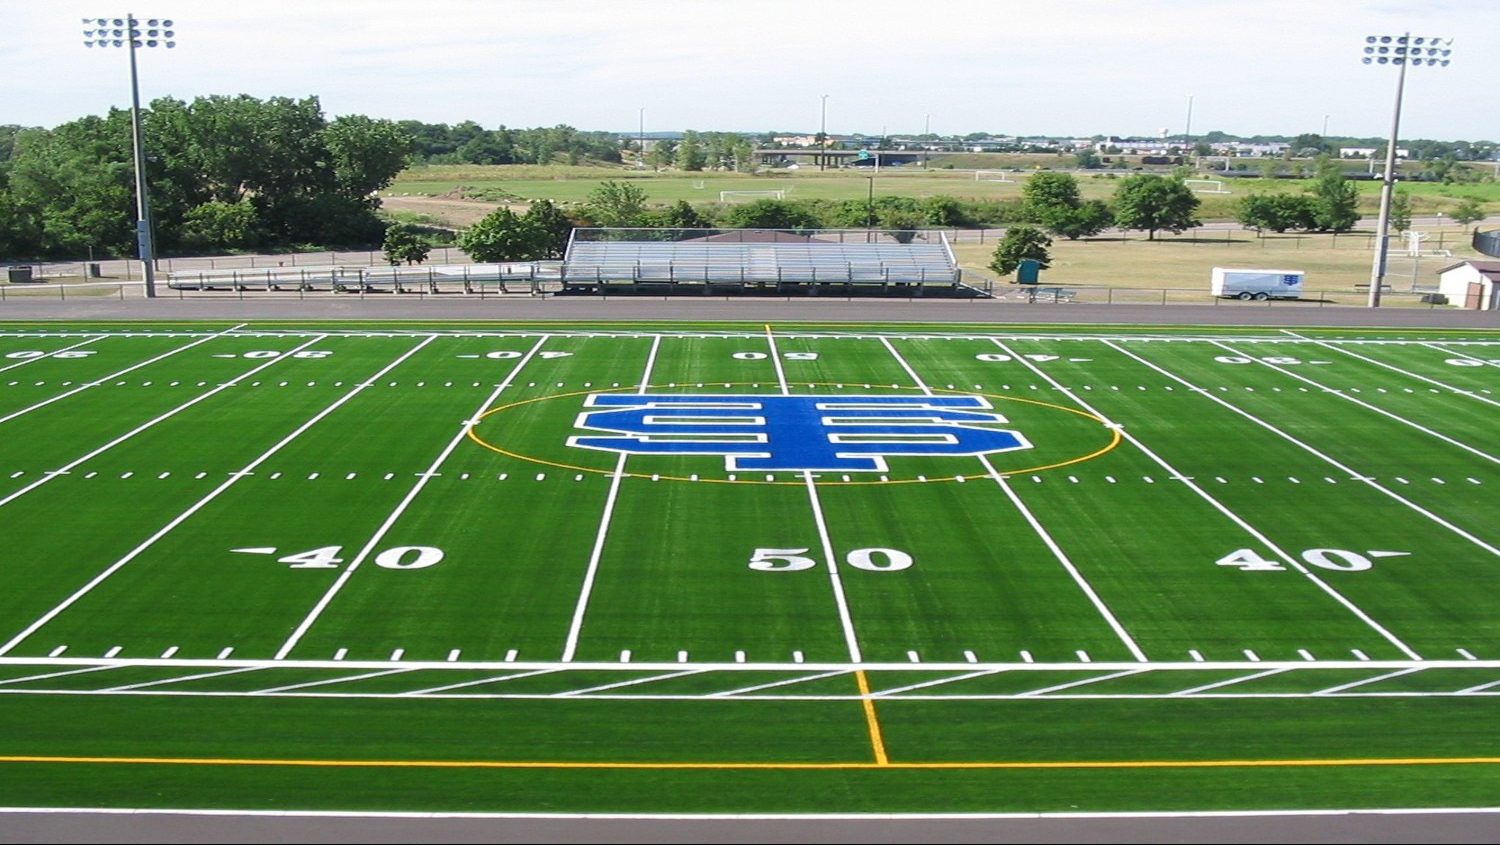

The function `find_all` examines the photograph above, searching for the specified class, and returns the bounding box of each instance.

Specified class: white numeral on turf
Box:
[374,545,445,570]
[733,352,818,360]
[749,547,913,572]
[747,548,817,571]
[5,350,96,359]
[975,353,1058,363]
[278,546,344,569]
[1215,355,1303,365]
[1218,548,1391,572]
[240,350,332,359]
[1446,358,1500,367]
[257,545,445,570]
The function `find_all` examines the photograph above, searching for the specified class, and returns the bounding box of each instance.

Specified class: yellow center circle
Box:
[465,383,1121,486]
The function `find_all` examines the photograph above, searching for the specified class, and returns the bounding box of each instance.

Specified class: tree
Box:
[1020,172,1112,240]
[721,199,820,230]
[1450,198,1486,232]
[675,131,707,171]
[648,199,711,230]
[181,200,261,250]
[1110,175,1201,240]
[521,199,573,259]
[1074,149,1102,169]
[382,222,431,265]
[585,180,648,228]
[457,207,533,262]
[988,225,1051,276]
[1310,167,1359,233]
[921,196,970,227]
[1389,190,1413,234]
[1237,193,1319,234]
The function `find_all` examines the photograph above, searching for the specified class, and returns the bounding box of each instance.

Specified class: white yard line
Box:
[273,335,549,660]
[1015,669,1150,697]
[250,668,413,695]
[1283,333,1500,411]
[1170,668,1293,696]
[553,669,708,697]
[0,336,327,510]
[398,668,566,696]
[872,669,1004,696]
[708,670,850,697]
[0,664,118,686]
[560,335,661,662]
[0,324,245,426]
[995,338,1424,660]
[983,461,1149,661]
[1423,342,1500,369]
[1311,667,1424,696]
[1211,340,1500,467]
[804,471,863,663]
[1105,340,1500,558]
[100,666,264,692]
[770,326,861,662]
[0,335,108,374]
[1456,677,1500,695]
[0,334,438,657]
[880,336,1148,661]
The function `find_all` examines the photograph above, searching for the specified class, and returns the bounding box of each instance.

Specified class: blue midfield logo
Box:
[568,394,1031,472]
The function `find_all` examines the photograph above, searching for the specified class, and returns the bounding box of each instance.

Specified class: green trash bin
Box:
[1016,258,1041,285]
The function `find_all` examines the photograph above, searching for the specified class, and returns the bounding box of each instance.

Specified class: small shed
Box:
[1436,260,1500,310]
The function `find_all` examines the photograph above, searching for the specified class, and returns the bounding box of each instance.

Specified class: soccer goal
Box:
[692,180,705,189]
[719,190,785,202]
[1185,179,1231,194]
[974,170,1015,183]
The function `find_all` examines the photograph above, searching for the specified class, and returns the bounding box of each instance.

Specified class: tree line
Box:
[0,96,412,260]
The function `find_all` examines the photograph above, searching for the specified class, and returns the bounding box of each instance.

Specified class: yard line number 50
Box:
[748,547,913,572]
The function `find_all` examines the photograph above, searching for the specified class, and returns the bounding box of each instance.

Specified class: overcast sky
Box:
[3,0,1495,142]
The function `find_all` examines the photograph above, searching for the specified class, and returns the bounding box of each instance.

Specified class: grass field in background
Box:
[388,162,1500,218]
[0,320,1497,814]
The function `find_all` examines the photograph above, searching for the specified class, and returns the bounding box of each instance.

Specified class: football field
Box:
[0,319,1498,816]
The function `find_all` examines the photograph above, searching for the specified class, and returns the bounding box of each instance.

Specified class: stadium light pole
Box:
[83,14,177,299]
[638,107,645,169]
[819,94,829,172]
[1361,33,1452,308]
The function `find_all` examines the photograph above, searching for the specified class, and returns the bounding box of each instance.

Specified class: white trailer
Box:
[1211,267,1304,301]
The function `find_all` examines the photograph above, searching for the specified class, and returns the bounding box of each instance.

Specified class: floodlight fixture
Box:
[1360,32,1451,308]
[80,14,181,298]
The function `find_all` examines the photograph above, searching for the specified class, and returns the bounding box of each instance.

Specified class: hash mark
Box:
[1243,649,1261,662]
[160,646,179,659]
[1298,649,1316,662]
[1020,650,1034,664]
[217,648,234,660]
[1352,649,1370,661]
[1459,648,1478,661]
[620,650,632,663]
[907,651,921,663]
[505,649,517,662]
[1189,649,1204,662]
[793,651,805,664]
[333,648,348,661]
[48,646,66,658]
[104,646,122,658]
[964,650,978,664]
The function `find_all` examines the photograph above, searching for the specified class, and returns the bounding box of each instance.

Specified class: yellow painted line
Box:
[854,670,889,765]
[2,755,1500,771]
[465,384,1120,486]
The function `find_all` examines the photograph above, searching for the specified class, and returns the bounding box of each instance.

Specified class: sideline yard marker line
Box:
[764,324,790,396]
[0,336,327,510]
[251,669,414,695]
[880,336,1147,662]
[8,753,1500,771]
[1424,342,1500,369]
[0,664,117,687]
[1000,339,1424,660]
[560,335,661,663]
[274,335,550,660]
[1457,677,1500,695]
[1171,668,1293,696]
[554,669,708,697]
[0,325,244,428]
[0,334,439,658]
[0,335,108,375]
[1289,334,1500,411]
[853,670,889,765]
[100,666,263,692]
[1211,340,1500,467]
[708,670,850,698]
[1016,669,1148,697]
[1106,340,1500,559]
[399,668,566,697]
[1311,668,1424,696]
[872,670,1004,696]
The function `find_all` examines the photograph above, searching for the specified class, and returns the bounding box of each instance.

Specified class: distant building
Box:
[1340,147,1410,159]
[1437,259,1500,310]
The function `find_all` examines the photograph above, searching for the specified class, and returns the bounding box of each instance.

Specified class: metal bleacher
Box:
[559,229,973,296]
